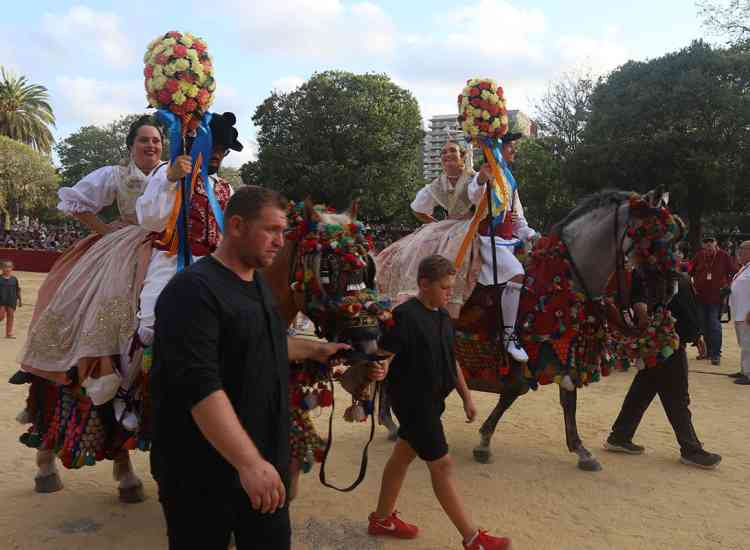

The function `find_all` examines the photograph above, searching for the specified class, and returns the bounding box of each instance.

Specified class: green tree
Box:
[56,114,146,188]
[218,166,242,189]
[0,136,60,218]
[0,68,56,154]
[512,137,574,231]
[246,71,425,223]
[569,40,750,248]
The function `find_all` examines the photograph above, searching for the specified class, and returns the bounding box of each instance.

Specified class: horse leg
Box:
[288,459,301,502]
[113,450,145,503]
[35,449,63,493]
[378,386,399,441]
[473,390,520,464]
[559,387,601,472]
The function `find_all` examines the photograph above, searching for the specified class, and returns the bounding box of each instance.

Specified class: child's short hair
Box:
[417,254,456,284]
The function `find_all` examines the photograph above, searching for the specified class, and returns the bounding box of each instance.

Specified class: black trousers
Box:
[158,482,291,550]
[610,346,703,456]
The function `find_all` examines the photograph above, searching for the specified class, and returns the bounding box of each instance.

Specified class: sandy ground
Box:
[1,271,748,550]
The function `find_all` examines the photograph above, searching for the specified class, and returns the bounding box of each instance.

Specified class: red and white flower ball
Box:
[143,31,215,132]
[457,78,509,140]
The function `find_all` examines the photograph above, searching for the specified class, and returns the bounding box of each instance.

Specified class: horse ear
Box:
[347,200,359,221]
[304,197,320,222]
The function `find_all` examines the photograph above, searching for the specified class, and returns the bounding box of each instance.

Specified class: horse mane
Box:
[552,189,632,234]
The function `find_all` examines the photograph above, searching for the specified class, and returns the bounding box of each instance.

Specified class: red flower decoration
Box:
[183,98,198,113]
[144,65,153,78]
[173,44,188,58]
[165,79,180,93]
[158,89,173,105]
[167,31,182,39]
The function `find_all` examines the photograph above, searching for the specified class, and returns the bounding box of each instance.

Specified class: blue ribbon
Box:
[153,110,223,271]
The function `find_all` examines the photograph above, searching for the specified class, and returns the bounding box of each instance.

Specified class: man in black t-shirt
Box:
[368,255,511,550]
[604,271,722,469]
[150,186,349,550]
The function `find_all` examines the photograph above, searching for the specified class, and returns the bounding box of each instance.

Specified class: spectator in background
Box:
[690,236,736,365]
[729,241,750,385]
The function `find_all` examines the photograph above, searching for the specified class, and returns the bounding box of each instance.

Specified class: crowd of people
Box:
[0,221,85,252]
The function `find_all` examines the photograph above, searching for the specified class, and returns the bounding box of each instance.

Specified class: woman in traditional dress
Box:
[14,115,166,501]
[376,140,480,317]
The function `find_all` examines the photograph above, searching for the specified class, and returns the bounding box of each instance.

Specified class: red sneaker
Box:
[463,530,512,550]
[368,511,419,539]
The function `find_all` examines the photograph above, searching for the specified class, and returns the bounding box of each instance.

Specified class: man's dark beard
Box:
[208,160,220,175]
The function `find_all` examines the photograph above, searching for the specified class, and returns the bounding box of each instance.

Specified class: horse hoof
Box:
[118,480,145,504]
[578,458,602,472]
[35,473,63,493]
[473,447,493,464]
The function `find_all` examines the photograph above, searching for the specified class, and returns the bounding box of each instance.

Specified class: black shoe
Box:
[680,450,722,469]
[734,376,750,385]
[604,438,645,455]
[728,372,744,379]
[710,357,721,366]
[8,370,32,385]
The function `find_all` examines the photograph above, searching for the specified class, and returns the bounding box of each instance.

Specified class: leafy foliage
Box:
[0,67,56,154]
[0,136,60,217]
[244,71,425,223]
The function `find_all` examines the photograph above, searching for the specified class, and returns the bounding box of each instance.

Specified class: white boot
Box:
[114,397,139,432]
[502,281,529,363]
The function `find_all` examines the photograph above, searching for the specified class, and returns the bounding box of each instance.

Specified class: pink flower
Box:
[155,53,169,65]
[165,79,180,93]
[167,31,182,39]
[182,73,195,84]
[193,40,207,53]
[158,89,173,105]
[173,45,188,58]
[144,65,154,78]
[197,89,210,105]
[170,103,186,116]
[202,60,212,73]
[183,98,198,113]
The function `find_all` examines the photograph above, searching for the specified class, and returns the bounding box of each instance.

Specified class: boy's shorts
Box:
[391,398,448,462]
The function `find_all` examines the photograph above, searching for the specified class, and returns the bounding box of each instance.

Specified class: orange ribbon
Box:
[154,153,203,256]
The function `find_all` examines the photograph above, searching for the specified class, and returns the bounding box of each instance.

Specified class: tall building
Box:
[422,110,537,181]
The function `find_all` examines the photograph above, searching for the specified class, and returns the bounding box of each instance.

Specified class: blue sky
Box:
[2,1,709,167]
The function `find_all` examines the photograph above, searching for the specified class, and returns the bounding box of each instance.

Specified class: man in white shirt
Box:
[729,240,750,385]
[467,133,537,363]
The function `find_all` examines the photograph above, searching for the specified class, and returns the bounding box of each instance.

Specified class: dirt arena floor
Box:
[1,272,748,550]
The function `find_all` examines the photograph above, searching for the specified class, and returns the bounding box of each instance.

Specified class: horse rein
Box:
[287,235,381,493]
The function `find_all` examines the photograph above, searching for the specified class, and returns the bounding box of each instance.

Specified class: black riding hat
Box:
[210,112,243,152]
[501,132,523,144]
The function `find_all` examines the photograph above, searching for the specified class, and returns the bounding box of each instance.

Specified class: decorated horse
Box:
[18,199,389,501]
[455,188,682,471]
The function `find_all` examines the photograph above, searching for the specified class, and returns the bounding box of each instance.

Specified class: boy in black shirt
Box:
[368,254,511,550]
[150,186,350,550]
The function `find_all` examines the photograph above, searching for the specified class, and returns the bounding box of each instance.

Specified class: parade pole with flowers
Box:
[454,78,512,270]
[143,31,219,271]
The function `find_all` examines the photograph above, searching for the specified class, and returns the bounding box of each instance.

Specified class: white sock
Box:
[501,281,523,341]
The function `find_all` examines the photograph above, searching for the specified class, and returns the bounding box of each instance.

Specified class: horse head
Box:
[625,187,684,308]
[287,199,390,364]
[555,187,682,310]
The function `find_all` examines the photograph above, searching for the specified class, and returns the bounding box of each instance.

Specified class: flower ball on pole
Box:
[143,31,219,270]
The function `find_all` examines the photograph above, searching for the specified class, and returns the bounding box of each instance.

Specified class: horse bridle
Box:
[288,233,383,493]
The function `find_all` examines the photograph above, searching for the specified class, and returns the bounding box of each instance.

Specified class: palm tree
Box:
[0,67,56,154]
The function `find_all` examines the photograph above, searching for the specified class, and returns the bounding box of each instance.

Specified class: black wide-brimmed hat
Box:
[210,112,243,152]
[501,132,523,144]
